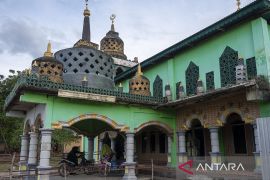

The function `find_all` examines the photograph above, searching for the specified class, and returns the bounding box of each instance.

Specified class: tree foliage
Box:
[0,72,23,152]
[52,129,79,152]
[0,71,79,153]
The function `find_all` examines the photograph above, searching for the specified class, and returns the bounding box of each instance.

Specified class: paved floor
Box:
[49,175,152,180]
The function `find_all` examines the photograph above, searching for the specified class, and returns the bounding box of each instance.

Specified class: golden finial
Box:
[32,61,38,67]
[216,119,223,126]
[136,63,143,76]
[84,0,90,16]
[236,0,241,11]
[110,14,116,31]
[44,41,53,57]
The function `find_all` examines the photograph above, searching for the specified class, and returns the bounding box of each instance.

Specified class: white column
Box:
[19,134,29,165]
[177,131,188,163]
[126,133,135,163]
[88,136,94,161]
[98,138,103,160]
[123,132,137,180]
[167,136,172,167]
[38,129,53,169]
[28,132,38,166]
[209,127,221,165]
[253,123,260,153]
[253,123,261,172]
[210,127,220,153]
[177,131,186,153]
[110,137,116,153]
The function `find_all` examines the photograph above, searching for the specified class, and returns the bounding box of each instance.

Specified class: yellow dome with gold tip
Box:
[129,64,151,96]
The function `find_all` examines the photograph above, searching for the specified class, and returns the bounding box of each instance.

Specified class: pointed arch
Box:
[219,46,238,87]
[134,121,173,136]
[153,75,163,97]
[52,114,129,133]
[185,61,199,96]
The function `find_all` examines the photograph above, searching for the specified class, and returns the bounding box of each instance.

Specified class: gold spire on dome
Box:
[236,0,241,11]
[84,0,90,17]
[32,61,38,67]
[110,14,116,31]
[44,41,53,57]
[136,63,143,76]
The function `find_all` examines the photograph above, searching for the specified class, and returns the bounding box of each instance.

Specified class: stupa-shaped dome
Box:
[100,15,127,60]
[31,42,63,83]
[129,64,151,96]
[55,2,115,89]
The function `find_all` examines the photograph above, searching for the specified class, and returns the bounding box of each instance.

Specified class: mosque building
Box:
[4,0,270,179]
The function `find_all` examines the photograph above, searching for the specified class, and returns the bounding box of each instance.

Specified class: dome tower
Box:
[31,42,64,83]
[100,15,127,60]
[54,0,115,89]
[129,64,151,96]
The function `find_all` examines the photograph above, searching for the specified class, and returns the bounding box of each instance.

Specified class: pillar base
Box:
[209,152,222,164]
[122,162,137,180]
[18,161,28,171]
[178,152,188,164]
[167,153,171,167]
[253,152,261,173]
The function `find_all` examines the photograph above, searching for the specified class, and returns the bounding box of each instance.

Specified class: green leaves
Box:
[52,129,78,152]
[0,72,23,153]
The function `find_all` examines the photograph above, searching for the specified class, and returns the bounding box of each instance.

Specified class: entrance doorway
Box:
[186,119,210,157]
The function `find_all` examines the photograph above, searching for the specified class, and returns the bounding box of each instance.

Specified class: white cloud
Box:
[0,0,256,75]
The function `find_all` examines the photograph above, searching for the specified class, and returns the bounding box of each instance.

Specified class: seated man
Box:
[67,146,81,166]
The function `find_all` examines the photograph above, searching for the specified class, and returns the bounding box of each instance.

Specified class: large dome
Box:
[54,2,115,89]
[55,47,114,89]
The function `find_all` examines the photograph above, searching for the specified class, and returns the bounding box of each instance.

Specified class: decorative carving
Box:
[185,61,199,96]
[165,84,172,101]
[219,46,238,87]
[246,57,257,80]
[206,71,215,91]
[74,39,99,49]
[5,74,167,110]
[236,57,247,84]
[129,64,151,96]
[153,75,163,97]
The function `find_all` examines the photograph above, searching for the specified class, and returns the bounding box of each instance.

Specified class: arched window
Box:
[185,61,199,96]
[153,75,163,97]
[219,46,238,87]
[226,113,247,154]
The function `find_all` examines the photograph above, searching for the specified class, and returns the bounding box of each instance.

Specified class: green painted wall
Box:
[20,92,177,166]
[259,102,270,117]
[120,18,270,101]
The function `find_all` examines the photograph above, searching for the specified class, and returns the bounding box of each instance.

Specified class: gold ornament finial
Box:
[110,14,116,31]
[136,63,143,76]
[44,41,53,57]
[32,61,38,67]
[84,0,90,16]
[236,0,241,11]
